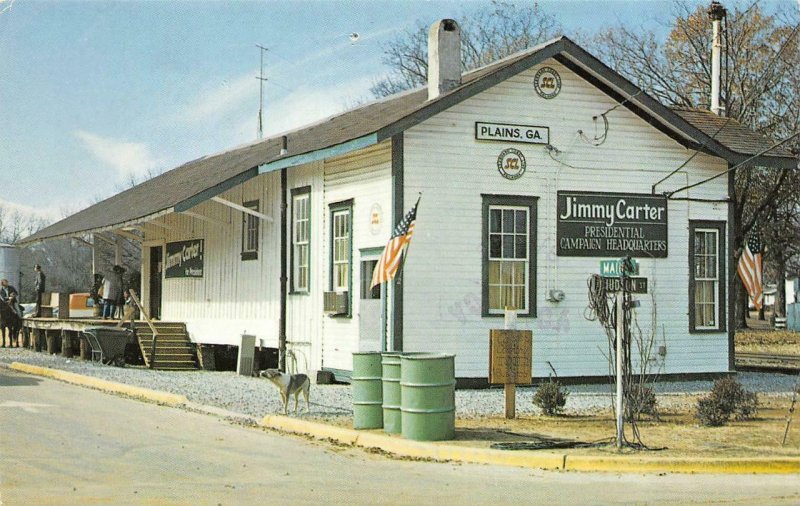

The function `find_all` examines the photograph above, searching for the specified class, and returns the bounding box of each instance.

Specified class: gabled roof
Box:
[672,107,795,159]
[19,36,797,245]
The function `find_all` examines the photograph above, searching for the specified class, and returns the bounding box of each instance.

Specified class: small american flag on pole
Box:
[371,196,420,289]
[737,227,763,311]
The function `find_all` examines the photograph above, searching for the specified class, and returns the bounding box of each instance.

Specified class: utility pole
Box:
[256,44,269,139]
[615,291,624,449]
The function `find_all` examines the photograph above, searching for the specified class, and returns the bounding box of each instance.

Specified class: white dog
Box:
[259,369,311,415]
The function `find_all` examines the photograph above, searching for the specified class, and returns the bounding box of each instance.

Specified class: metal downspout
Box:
[279,168,288,372]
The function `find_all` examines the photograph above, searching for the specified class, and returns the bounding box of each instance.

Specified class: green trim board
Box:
[258,134,378,173]
[727,167,736,371]
[174,167,260,213]
[391,134,404,352]
[359,246,385,257]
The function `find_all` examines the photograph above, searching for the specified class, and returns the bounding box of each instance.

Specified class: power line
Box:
[652,18,800,194]
[664,130,800,198]
[651,116,734,193]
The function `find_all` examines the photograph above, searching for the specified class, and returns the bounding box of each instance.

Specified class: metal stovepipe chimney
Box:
[708,2,727,116]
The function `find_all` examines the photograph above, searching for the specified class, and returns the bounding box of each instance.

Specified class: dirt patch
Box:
[736,327,800,355]
[309,395,800,459]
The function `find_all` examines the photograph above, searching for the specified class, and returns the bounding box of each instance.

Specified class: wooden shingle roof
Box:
[672,107,795,159]
[19,36,796,245]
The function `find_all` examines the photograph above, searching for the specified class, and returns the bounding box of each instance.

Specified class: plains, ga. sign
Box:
[475,122,549,145]
[165,239,204,278]
[556,191,668,258]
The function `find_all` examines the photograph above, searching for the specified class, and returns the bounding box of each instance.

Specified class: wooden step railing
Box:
[121,289,159,369]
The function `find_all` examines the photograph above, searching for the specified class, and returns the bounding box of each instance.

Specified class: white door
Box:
[358,256,384,352]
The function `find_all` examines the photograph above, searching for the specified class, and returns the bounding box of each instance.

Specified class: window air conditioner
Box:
[323,291,349,315]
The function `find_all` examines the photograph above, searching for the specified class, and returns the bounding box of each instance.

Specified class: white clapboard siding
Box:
[402,58,730,378]
[320,141,392,372]
[148,171,283,347]
[286,161,324,373]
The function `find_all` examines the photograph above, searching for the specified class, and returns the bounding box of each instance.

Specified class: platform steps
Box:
[133,322,198,371]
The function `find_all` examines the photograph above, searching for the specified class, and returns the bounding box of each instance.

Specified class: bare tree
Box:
[762,184,800,318]
[0,206,49,245]
[371,0,561,97]
[590,1,800,328]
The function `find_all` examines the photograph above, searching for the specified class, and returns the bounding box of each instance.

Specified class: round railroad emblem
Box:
[369,203,382,235]
[534,66,561,99]
[497,148,526,180]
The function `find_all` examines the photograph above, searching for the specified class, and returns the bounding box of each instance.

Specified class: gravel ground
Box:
[2,348,798,421]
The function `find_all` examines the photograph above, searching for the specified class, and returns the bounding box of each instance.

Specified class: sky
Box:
[0,0,788,223]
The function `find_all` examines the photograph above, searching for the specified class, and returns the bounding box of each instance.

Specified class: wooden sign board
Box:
[489,329,532,385]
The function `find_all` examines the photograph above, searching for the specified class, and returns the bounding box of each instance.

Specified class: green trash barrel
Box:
[351,352,383,429]
[401,353,456,441]
[381,352,403,434]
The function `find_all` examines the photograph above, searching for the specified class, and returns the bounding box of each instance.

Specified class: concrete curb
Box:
[259,415,800,474]
[8,362,188,406]
[259,415,564,470]
[6,363,799,474]
[564,455,800,474]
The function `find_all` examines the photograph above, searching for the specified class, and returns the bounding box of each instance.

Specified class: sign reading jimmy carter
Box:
[165,239,204,278]
[557,192,668,258]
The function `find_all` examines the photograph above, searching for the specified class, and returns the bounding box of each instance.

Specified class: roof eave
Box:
[16,207,175,247]
[553,43,748,164]
[376,38,568,141]
[727,153,798,170]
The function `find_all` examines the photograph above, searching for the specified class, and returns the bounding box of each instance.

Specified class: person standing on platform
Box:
[34,264,46,317]
[101,270,121,320]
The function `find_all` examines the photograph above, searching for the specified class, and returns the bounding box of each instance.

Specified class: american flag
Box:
[371,197,420,289]
[737,228,763,311]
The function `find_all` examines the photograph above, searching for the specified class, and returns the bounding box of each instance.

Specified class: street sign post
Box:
[599,258,639,277]
[601,276,648,294]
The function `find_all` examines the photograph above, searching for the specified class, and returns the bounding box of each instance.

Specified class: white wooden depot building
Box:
[22,20,796,383]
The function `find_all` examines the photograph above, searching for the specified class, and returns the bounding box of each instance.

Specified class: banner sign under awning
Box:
[165,239,204,278]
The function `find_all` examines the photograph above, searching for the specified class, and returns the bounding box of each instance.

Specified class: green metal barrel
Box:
[351,352,383,429]
[400,353,456,441]
[381,352,403,434]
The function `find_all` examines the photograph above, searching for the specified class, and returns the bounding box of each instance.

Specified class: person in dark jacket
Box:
[34,264,46,317]
[0,279,18,302]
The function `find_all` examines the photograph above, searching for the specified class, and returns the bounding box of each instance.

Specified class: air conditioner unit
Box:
[323,291,349,315]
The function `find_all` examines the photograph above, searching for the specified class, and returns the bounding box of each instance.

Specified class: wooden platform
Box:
[22,317,198,371]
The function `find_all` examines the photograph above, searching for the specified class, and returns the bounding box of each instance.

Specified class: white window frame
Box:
[331,206,351,293]
[291,191,310,293]
[694,228,720,330]
[487,204,530,315]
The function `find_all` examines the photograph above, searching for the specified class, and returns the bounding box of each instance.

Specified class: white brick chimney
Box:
[428,19,461,101]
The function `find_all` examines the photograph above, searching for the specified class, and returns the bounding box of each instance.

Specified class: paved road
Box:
[1,368,799,505]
